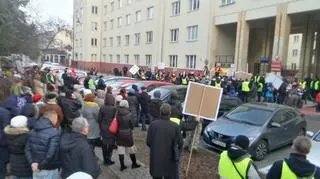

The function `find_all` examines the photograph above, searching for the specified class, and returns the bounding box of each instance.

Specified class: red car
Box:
[121,81,173,93]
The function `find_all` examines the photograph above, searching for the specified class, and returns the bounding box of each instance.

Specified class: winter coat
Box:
[95,90,105,107]
[4,126,32,177]
[267,153,320,179]
[149,98,162,118]
[139,92,151,114]
[116,107,134,147]
[25,118,61,170]
[127,94,139,123]
[63,75,77,90]
[57,96,82,126]
[96,78,106,91]
[168,98,183,120]
[20,103,38,129]
[98,94,116,144]
[82,101,100,139]
[39,103,64,128]
[147,116,183,178]
[0,107,10,163]
[60,132,100,179]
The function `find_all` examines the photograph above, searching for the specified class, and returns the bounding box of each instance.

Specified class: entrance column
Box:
[272,3,291,73]
[235,11,250,72]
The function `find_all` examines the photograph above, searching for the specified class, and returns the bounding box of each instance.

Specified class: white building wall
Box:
[287,33,302,70]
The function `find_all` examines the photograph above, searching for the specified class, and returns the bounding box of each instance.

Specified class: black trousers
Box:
[102,143,114,162]
[88,138,102,152]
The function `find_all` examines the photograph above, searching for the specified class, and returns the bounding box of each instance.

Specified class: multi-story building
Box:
[73,0,213,73]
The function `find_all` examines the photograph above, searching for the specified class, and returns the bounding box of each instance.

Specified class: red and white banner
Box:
[271,60,281,72]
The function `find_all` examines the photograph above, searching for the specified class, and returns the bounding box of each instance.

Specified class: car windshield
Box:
[314,132,320,142]
[225,105,273,126]
[148,88,170,99]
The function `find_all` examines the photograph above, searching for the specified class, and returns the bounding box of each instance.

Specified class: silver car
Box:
[203,103,307,161]
[308,130,320,167]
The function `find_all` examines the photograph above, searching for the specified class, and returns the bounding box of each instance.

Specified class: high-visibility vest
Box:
[254,76,261,83]
[219,151,252,179]
[182,78,188,85]
[242,81,250,92]
[281,161,315,179]
[301,81,307,90]
[88,79,96,89]
[170,117,180,125]
[258,83,264,92]
[215,82,222,88]
[314,81,319,90]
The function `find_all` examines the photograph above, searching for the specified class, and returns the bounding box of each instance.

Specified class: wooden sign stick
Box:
[185,115,200,177]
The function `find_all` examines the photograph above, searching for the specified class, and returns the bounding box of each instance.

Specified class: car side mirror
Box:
[270,122,281,128]
[306,131,314,138]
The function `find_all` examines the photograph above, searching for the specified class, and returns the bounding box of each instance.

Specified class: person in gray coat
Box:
[95,90,105,107]
[127,89,139,126]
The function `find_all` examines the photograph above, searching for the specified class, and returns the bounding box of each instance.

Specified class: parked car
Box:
[203,103,307,161]
[307,130,320,167]
[122,81,173,93]
[100,76,135,86]
[148,85,188,103]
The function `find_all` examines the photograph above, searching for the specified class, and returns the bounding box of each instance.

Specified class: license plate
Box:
[212,139,226,147]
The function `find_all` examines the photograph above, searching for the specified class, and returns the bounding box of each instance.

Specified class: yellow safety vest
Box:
[242,81,250,92]
[254,76,261,83]
[219,151,252,179]
[182,78,188,85]
[258,83,264,92]
[215,82,222,88]
[314,81,319,90]
[281,161,315,179]
[301,81,307,90]
[170,118,180,125]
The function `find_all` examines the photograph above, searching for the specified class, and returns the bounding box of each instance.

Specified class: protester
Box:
[115,95,123,106]
[4,116,32,179]
[60,117,100,179]
[98,93,116,166]
[95,89,105,107]
[127,89,139,127]
[55,70,64,92]
[25,111,61,179]
[218,135,261,179]
[241,79,250,102]
[0,106,11,179]
[267,136,320,179]
[139,86,151,131]
[266,83,274,103]
[82,94,101,152]
[39,93,64,128]
[316,92,320,112]
[168,91,183,121]
[147,103,183,179]
[20,103,37,130]
[149,90,162,122]
[62,70,77,90]
[96,75,106,91]
[10,78,24,96]
[116,100,141,171]
[119,88,128,100]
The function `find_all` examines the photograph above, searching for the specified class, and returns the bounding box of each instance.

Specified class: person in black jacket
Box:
[267,136,320,179]
[0,107,10,178]
[139,87,150,131]
[149,90,162,122]
[25,111,61,178]
[127,89,139,127]
[96,75,106,91]
[60,117,100,179]
[168,91,183,120]
[4,115,32,178]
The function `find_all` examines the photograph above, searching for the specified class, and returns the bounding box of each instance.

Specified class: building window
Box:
[125,54,129,64]
[117,54,121,64]
[221,0,235,6]
[109,54,113,63]
[169,55,178,67]
[294,35,300,43]
[187,25,198,41]
[117,36,121,46]
[189,0,199,11]
[118,0,123,8]
[110,19,114,29]
[92,6,98,14]
[145,55,152,65]
[134,55,140,65]
[291,63,297,70]
[127,0,132,5]
[117,17,123,27]
[125,35,130,45]
[91,38,97,47]
[136,10,141,22]
[146,31,153,43]
[103,54,107,61]
[172,1,180,16]
[104,5,108,14]
[111,1,115,11]
[170,28,179,42]
[147,7,154,19]
[292,49,298,56]
[109,37,113,46]
[103,38,107,47]
[91,22,98,31]
[135,33,140,45]
[80,53,83,61]
[186,55,196,68]
[126,14,131,25]
[104,21,107,31]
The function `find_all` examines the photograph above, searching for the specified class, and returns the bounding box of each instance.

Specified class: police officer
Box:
[242,79,250,102]
[257,79,264,102]
[267,136,320,179]
[215,77,223,88]
[219,135,261,179]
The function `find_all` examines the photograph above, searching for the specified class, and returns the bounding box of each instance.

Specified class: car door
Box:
[284,110,301,140]
[265,110,290,149]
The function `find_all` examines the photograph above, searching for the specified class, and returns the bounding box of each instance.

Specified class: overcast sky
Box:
[27,0,73,25]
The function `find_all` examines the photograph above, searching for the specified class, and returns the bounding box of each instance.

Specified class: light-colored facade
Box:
[287,33,302,70]
[73,0,213,71]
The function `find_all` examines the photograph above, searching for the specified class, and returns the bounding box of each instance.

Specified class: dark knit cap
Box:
[234,135,250,150]
[45,93,57,100]
[153,90,161,98]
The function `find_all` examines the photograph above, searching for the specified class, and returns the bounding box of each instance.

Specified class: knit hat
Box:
[10,115,28,128]
[83,89,92,96]
[119,100,129,108]
[153,90,161,98]
[233,135,250,150]
[115,95,123,102]
[66,172,93,179]
[32,93,42,103]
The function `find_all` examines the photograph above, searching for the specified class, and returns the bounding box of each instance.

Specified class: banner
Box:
[129,65,139,75]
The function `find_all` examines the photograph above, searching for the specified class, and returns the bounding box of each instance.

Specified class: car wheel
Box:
[252,140,268,161]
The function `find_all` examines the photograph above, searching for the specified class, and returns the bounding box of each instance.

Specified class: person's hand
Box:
[31,163,39,172]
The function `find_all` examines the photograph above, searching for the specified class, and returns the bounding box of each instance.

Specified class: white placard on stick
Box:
[158,62,165,70]
[129,65,140,75]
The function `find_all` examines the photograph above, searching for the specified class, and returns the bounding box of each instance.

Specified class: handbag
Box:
[109,111,118,134]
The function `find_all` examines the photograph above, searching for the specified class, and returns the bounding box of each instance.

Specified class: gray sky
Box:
[27,0,73,25]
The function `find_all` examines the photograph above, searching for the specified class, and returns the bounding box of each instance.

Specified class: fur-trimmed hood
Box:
[4,126,29,135]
